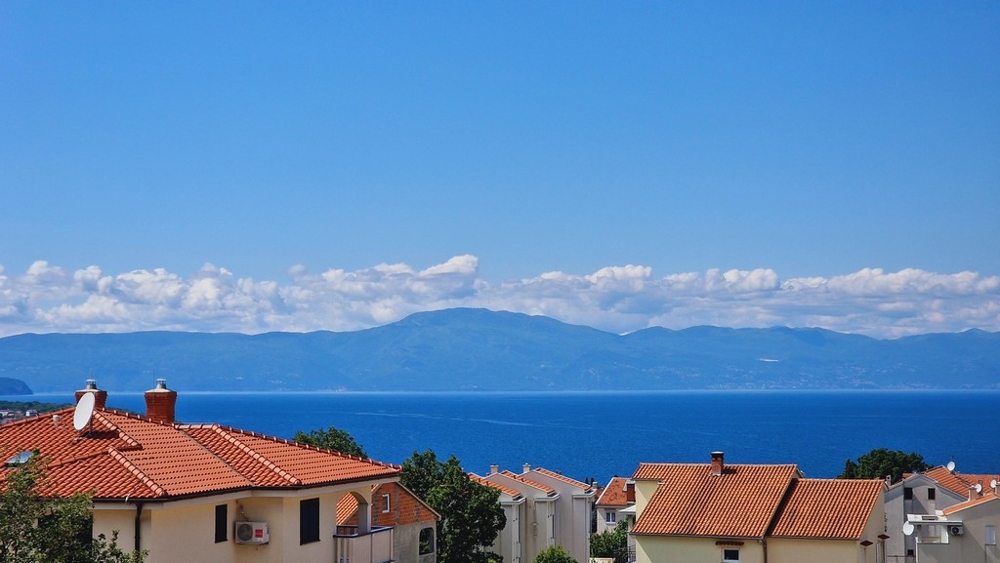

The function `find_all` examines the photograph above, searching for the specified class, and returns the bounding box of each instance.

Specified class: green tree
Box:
[293,425,367,457]
[590,518,630,562]
[534,545,578,563]
[0,453,145,563]
[401,450,506,563]
[838,448,930,483]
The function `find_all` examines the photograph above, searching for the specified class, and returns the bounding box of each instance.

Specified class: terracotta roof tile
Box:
[470,473,523,499]
[1,406,399,501]
[769,479,883,540]
[596,476,631,508]
[500,470,556,494]
[942,492,1000,515]
[632,463,799,538]
[532,467,593,491]
[923,466,1000,498]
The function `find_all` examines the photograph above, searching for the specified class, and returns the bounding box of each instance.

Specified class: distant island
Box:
[1,308,997,393]
[0,377,32,395]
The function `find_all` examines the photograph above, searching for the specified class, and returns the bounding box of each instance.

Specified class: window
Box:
[723,548,740,562]
[927,488,936,500]
[605,511,617,524]
[904,487,913,500]
[419,527,435,555]
[987,525,996,546]
[215,504,228,543]
[300,498,320,544]
[382,492,391,513]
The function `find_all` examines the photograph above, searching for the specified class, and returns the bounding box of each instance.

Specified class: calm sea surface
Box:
[6,391,999,482]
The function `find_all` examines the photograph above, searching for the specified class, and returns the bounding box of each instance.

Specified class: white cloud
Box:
[0,256,997,339]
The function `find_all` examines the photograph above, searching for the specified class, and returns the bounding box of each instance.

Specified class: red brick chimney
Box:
[710,451,725,476]
[75,378,108,409]
[144,378,177,423]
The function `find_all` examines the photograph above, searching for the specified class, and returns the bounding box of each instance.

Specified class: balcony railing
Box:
[333,525,394,563]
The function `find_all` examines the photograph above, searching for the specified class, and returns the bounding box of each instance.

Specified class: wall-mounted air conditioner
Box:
[235,521,269,545]
[949,525,964,536]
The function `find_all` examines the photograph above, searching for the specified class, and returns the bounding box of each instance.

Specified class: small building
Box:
[472,463,596,563]
[0,379,401,563]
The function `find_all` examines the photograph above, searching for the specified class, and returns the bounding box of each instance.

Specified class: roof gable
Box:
[596,476,631,508]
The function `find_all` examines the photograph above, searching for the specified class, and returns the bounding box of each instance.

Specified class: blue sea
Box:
[6,391,1000,482]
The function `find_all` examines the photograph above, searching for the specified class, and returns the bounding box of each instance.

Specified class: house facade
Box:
[337,482,440,563]
[595,476,634,534]
[472,463,596,563]
[631,452,886,563]
[0,379,401,563]
[886,463,1000,562]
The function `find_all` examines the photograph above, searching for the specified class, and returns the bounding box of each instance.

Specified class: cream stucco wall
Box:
[635,536,765,563]
[93,482,386,563]
[769,538,863,563]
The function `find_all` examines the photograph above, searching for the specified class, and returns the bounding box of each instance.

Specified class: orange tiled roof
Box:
[469,473,523,499]
[531,467,594,491]
[923,466,1000,498]
[943,492,1000,515]
[631,462,799,538]
[596,476,631,508]
[0,407,399,501]
[501,470,556,495]
[769,479,884,540]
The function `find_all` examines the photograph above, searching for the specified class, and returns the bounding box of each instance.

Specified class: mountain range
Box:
[1,308,997,393]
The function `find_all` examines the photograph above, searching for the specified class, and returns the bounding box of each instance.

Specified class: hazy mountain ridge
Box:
[0,308,997,393]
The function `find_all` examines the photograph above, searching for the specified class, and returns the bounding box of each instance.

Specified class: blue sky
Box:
[1,2,998,338]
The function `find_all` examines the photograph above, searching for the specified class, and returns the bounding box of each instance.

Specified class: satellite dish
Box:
[903,522,915,536]
[947,460,956,472]
[991,479,997,489]
[975,483,983,494]
[73,393,95,432]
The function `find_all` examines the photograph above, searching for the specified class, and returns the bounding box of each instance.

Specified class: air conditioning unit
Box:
[235,521,269,545]
[949,525,964,536]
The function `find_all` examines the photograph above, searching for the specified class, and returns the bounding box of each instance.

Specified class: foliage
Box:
[401,450,506,563]
[590,518,630,561]
[0,454,145,563]
[838,448,930,483]
[293,425,367,458]
[534,545,578,563]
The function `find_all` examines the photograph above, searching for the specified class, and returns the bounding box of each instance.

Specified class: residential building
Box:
[0,379,400,563]
[595,476,636,562]
[595,476,634,534]
[472,463,596,563]
[631,451,886,563]
[336,482,440,563]
[469,472,526,563]
[886,463,1000,562]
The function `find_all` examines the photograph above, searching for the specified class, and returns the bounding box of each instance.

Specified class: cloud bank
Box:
[1,256,997,339]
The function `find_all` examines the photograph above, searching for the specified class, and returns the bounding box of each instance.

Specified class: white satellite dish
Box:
[975,483,983,494]
[73,393,95,432]
[947,460,956,472]
[903,522,915,536]
[991,479,998,490]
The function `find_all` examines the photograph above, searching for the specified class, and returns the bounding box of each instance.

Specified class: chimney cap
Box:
[147,378,173,392]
